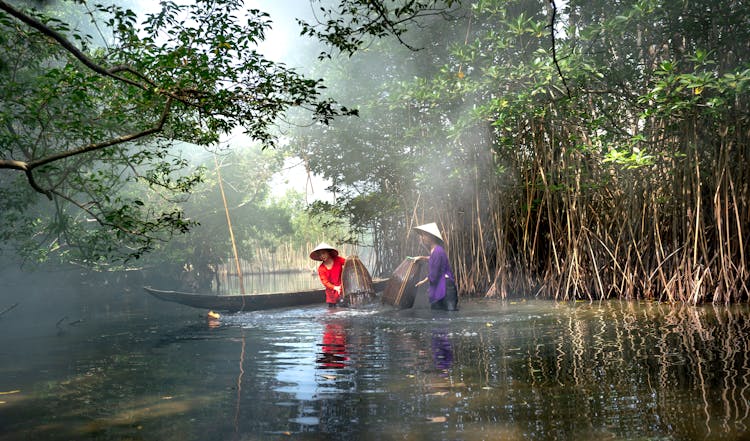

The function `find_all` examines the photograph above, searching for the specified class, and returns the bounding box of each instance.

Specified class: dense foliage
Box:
[290,0,750,303]
[2,0,748,303]
[0,0,352,267]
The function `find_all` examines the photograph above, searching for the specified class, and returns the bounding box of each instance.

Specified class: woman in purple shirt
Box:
[414,222,458,311]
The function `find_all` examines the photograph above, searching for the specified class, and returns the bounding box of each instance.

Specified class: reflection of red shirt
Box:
[322,323,347,351]
[318,256,346,303]
[318,323,348,368]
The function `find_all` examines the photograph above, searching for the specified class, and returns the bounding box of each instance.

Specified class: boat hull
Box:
[144,279,388,312]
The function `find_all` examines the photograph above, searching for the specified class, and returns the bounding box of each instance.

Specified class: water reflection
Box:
[4,299,750,440]
[316,322,349,369]
[443,300,750,440]
[430,329,453,374]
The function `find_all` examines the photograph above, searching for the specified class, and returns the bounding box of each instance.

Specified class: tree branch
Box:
[28,98,173,169]
[303,0,460,55]
[0,1,200,109]
[0,159,28,171]
[50,187,174,246]
[367,0,420,51]
[0,0,146,90]
[547,0,571,98]
[0,302,19,318]
[0,98,173,197]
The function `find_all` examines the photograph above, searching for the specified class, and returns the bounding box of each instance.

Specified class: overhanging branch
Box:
[0,1,198,107]
[28,98,173,169]
[0,0,146,90]
[0,98,173,198]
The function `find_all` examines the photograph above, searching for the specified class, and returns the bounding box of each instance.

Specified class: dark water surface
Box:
[2,291,750,440]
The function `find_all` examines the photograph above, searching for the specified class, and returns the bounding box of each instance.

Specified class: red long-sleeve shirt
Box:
[318,255,346,304]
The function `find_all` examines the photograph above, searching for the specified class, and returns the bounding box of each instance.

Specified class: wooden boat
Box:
[144,278,388,312]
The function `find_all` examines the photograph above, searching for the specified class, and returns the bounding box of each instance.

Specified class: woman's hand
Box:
[415,277,428,287]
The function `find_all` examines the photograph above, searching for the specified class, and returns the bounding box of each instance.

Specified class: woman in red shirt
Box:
[310,242,346,307]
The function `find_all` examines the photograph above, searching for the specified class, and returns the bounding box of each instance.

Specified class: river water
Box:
[2,276,750,440]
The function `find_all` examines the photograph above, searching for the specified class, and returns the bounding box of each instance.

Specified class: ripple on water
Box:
[6,298,749,441]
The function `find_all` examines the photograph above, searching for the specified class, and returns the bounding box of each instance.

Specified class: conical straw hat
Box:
[414,222,444,242]
[310,242,339,260]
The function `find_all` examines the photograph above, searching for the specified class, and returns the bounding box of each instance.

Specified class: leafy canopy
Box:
[0,0,355,266]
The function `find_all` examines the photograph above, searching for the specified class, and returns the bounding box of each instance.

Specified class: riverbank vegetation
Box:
[0,0,355,269]
[288,0,750,303]
[1,0,747,303]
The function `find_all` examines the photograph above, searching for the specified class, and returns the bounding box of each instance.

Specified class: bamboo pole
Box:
[214,155,245,295]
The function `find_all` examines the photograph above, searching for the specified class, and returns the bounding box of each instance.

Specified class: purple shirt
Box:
[426,245,455,304]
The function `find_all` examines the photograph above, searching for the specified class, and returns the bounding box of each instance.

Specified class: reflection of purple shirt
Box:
[431,330,453,371]
[427,245,455,304]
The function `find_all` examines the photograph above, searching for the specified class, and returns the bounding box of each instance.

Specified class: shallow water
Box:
[2,296,750,440]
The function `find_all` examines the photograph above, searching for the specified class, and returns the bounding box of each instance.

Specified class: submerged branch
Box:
[0,303,19,318]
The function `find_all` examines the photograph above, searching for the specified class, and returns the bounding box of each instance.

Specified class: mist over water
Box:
[3,276,750,441]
